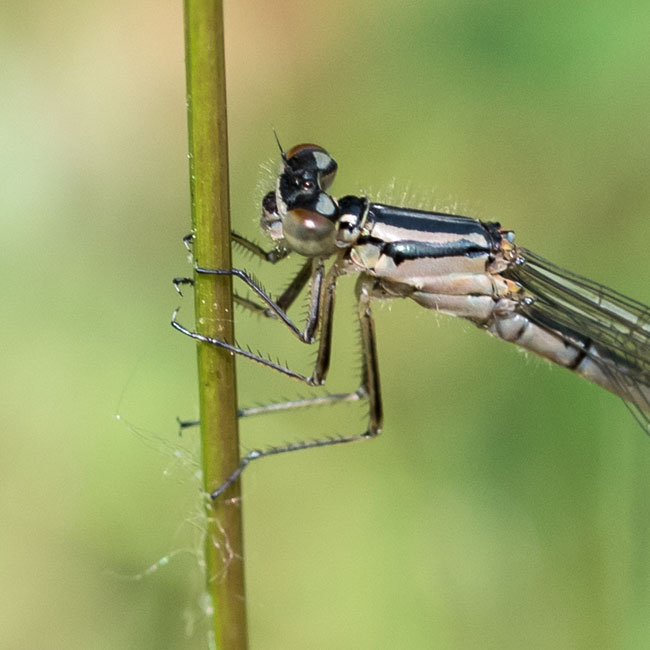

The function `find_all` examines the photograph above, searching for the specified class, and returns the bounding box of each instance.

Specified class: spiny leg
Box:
[231,231,289,264]
[176,229,312,316]
[173,275,276,316]
[174,254,319,429]
[207,274,384,499]
[191,262,324,342]
[185,230,290,264]
[174,235,384,497]
[173,257,313,317]
[356,276,383,436]
[188,257,343,383]
[172,260,327,386]
[275,257,313,313]
[210,434,373,499]
[230,232,315,313]
[173,258,371,496]
[174,257,355,424]
[177,389,367,432]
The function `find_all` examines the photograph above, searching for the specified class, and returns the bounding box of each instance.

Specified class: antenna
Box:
[272,127,287,162]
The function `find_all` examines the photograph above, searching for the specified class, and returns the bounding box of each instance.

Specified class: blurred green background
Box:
[4,1,650,648]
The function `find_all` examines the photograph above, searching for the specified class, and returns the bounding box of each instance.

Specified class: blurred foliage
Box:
[3,1,650,649]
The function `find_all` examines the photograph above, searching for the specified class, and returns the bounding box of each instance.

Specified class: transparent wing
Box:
[506,247,650,433]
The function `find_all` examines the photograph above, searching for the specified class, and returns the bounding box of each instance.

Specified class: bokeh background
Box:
[4,1,650,648]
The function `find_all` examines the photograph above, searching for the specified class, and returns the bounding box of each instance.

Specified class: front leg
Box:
[184,230,290,264]
[231,231,289,264]
[173,257,313,317]
[193,262,324,343]
[172,258,332,383]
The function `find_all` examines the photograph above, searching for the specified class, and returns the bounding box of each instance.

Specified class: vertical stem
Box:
[183,1,247,648]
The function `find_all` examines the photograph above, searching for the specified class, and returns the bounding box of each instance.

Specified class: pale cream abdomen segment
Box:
[487,300,650,409]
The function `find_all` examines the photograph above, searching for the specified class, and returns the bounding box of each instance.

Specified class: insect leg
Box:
[172,260,326,381]
[207,274,384,499]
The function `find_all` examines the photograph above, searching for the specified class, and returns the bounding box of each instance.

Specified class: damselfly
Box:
[173,142,650,497]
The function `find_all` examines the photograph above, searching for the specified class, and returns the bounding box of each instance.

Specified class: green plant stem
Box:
[183,1,247,648]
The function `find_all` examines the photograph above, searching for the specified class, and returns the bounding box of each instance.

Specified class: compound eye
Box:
[285,143,327,161]
[282,205,338,257]
[318,164,336,191]
[284,143,337,191]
